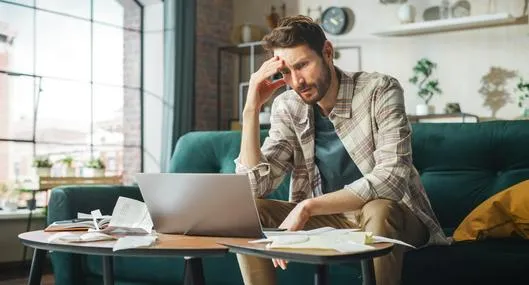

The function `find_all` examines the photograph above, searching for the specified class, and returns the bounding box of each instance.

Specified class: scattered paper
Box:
[373,236,416,249]
[112,235,157,251]
[263,227,359,237]
[101,197,153,235]
[252,227,415,253]
[48,232,116,243]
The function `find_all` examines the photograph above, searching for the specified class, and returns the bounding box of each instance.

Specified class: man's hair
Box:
[262,15,327,57]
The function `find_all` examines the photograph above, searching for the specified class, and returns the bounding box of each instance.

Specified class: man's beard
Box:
[295,62,332,105]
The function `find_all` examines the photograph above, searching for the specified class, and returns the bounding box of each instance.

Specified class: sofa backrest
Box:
[411,121,529,231]
[168,130,290,201]
[170,121,529,231]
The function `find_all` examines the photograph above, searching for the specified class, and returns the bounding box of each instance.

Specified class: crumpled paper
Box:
[112,235,158,251]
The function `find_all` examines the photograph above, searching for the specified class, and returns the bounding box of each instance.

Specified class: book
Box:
[44,196,153,235]
[45,217,111,232]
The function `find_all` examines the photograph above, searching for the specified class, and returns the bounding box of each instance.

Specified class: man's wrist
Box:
[300,198,316,217]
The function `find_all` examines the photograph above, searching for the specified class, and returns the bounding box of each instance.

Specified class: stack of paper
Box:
[253,227,415,253]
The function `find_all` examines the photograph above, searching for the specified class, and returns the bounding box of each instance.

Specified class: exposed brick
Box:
[195,0,234,130]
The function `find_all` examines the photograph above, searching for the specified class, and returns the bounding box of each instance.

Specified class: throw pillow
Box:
[453,179,529,241]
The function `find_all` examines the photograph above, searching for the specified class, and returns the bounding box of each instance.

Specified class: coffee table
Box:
[219,240,394,285]
[19,230,250,285]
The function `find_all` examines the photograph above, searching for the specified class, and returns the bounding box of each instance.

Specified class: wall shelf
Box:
[373,13,528,36]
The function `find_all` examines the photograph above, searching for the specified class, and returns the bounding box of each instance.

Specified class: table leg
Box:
[27,248,45,285]
[102,256,114,285]
[183,257,205,285]
[361,259,376,285]
[314,264,328,285]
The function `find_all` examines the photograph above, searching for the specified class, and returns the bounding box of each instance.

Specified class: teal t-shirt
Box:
[314,106,363,194]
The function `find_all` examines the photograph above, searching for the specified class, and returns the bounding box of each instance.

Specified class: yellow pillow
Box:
[453,179,529,241]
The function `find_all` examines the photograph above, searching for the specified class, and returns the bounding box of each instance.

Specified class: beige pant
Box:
[237,199,429,285]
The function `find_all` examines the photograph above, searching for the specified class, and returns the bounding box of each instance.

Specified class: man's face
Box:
[274,44,332,105]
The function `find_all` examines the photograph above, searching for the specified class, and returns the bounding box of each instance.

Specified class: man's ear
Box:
[322,41,334,64]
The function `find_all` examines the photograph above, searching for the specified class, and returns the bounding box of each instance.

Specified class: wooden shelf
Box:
[373,13,528,36]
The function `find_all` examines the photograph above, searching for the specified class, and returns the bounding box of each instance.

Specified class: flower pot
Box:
[397,3,416,24]
[34,167,51,177]
[26,198,36,211]
[84,168,105,178]
[63,167,76,177]
[416,104,435,116]
[2,200,18,212]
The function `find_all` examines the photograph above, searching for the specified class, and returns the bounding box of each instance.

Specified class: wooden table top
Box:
[219,240,394,265]
[19,230,251,258]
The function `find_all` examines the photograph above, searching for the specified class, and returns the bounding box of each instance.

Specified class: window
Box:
[0,0,145,209]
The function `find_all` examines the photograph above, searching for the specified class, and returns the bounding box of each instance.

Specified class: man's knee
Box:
[361,199,404,236]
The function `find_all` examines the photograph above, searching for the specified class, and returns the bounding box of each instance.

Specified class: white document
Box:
[102,196,154,235]
[112,235,158,252]
[266,231,374,252]
[48,232,116,243]
[253,227,415,253]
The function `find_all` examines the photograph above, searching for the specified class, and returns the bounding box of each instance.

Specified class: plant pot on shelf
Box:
[34,167,51,177]
[63,167,76,177]
[84,168,105,178]
[1,199,18,212]
[416,104,435,116]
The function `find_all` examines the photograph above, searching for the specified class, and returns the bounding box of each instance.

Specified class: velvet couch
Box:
[47,120,529,285]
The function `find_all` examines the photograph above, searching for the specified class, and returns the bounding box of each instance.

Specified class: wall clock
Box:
[321,6,348,35]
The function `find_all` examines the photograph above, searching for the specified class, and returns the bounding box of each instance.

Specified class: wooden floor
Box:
[0,274,54,285]
[0,260,54,285]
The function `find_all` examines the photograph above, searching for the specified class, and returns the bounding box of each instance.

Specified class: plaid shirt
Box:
[235,69,449,245]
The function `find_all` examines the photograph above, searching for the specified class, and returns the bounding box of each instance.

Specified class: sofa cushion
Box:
[453,179,529,241]
[169,130,290,201]
[411,121,529,232]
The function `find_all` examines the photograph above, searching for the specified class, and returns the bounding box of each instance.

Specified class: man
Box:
[235,15,448,285]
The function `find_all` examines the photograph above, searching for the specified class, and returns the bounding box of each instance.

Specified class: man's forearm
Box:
[240,109,262,167]
[304,189,365,216]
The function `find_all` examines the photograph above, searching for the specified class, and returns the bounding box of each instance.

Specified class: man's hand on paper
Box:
[273,200,312,270]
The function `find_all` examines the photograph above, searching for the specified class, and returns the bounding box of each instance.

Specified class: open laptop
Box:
[135,173,266,238]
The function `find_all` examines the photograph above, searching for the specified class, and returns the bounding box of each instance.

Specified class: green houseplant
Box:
[515,76,529,118]
[409,58,442,115]
[32,156,53,177]
[60,156,75,177]
[84,158,105,177]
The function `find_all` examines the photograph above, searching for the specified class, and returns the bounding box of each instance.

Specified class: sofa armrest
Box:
[47,185,142,225]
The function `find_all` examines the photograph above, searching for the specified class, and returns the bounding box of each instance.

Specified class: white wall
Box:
[294,0,529,119]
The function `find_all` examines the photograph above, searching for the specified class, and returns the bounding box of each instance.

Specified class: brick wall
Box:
[195,0,234,130]
[122,1,141,184]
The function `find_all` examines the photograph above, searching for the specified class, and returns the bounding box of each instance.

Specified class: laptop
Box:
[135,173,266,238]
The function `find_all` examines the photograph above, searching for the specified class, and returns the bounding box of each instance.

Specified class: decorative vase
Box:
[397,3,416,24]
[34,167,51,177]
[2,199,18,212]
[241,23,252,43]
[84,168,105,178]
[416,104,434,116]
[64,167,75,177]
[259,106,271,125]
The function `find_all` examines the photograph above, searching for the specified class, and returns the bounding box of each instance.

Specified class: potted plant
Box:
[515,76,529,118]
[32,156,53,177]
[60,156,76,177]
[0,182,19,212]
[409,58,442,115]
[84,158,105,177]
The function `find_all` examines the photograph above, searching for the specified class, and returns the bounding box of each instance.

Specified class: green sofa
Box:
[47,121,529,285]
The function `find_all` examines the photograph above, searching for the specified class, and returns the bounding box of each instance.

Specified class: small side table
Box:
[219,240,393,285]
[19,230,248,285]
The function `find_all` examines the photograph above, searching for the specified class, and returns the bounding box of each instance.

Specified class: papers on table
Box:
[252,227,415,253]
[47,196,156,251]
